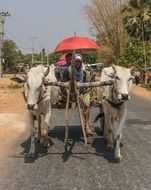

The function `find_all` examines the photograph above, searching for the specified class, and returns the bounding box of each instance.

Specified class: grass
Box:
[141,82,151,91]
[8,83,22,89]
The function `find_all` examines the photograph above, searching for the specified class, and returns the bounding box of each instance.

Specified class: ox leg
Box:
[115,133,122,161]
[28,113,36,157]
[103,114,109,142]
[83,107,92,136]
[106,129,113,151]
[41,113,51,148]
[103,114,113,150]
[107,116,114,150]
[37,115,41,142]
[100,105,104,134]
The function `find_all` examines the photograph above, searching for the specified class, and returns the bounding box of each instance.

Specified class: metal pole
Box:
[41,48,45,65]
[0,11,10,78]
[29,37,37,67]
[47,52,49,66]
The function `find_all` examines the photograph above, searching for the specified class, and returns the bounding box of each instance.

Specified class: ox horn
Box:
[44,66,50,77]
[130,66,134,72]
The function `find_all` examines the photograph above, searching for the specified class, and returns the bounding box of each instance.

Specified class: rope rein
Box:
[103,77,124,109]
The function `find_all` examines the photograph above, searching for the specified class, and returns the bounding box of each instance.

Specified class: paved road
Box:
[0,93,151,190]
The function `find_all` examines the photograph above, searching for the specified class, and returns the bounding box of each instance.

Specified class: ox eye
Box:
[116,76,120,80]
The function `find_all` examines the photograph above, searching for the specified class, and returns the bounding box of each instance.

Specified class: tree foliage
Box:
[122,0,151,40]
[120,37,151,69]
[3,40,19,71]
[85,0,127,63]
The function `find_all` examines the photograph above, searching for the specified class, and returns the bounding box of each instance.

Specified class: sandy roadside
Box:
[132,85,151,100]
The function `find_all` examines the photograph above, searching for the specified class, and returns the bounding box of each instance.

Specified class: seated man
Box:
[55,53,72,81]
[54,53,72,101]
[70,54,93,135]
[69,54,83,82]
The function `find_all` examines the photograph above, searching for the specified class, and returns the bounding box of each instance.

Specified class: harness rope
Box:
[103,77,124,109]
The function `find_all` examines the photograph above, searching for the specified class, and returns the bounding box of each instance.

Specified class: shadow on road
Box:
[91,137,123,164]
[20,137,49,163]
[20,125,121,163]
[20,125,85,163]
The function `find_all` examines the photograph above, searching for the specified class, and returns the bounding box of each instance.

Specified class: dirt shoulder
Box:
[131,85,151,100]
[0,77,27,158]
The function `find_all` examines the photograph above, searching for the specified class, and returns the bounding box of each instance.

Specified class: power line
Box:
[5,17,32,42]
[4,35,31,51]
[5,28,31,49]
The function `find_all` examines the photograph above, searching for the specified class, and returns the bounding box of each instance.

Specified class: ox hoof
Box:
[107,144,114,151]
[85,128,93,136]
[43,144,50,149]
[42,141,50,149]
[27,152,35,158]
[40,136,50,148]
[114,154,122,162]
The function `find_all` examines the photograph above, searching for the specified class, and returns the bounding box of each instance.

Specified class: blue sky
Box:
[1,0,91,54]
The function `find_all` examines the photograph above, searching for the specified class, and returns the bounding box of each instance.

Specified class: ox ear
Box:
[10,76,27,84]
[44,66,50,77]
[104,70,115,79]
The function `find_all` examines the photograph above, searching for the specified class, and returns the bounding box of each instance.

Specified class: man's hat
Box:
[74,54,83,62]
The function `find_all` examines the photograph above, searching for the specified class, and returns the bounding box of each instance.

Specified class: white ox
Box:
[12,64,58,157]
[100,64,133,161]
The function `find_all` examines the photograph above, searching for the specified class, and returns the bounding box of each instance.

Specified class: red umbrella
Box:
[59,53,66,61]
[54,36,100,53]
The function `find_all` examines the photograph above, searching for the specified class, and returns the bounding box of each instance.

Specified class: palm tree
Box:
[121,0,151,83]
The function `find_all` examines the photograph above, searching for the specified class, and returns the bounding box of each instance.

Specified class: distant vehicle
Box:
[9,63,28,75]
[86,63,104,72]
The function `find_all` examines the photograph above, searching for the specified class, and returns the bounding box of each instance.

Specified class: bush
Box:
[141,82,151,91]
[8,83,22,89]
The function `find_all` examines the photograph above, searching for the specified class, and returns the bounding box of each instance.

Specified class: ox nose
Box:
[121,94,129,100]
[27,104,34,110]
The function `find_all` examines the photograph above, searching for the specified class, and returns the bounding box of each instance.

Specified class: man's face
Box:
[66,54,72,62]
[74,60,82,69]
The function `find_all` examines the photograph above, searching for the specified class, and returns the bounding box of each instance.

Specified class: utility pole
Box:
[29,37,37,67]
[46,51,49,67]
[0,11,10,78]
[41,47,45,65]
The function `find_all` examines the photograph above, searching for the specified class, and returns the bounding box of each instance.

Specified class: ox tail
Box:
[93,113,104,123]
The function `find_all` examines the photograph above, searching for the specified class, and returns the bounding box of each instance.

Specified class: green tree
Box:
[3,40,19,71]
[122,0,151,82]
[85,0,127,64]
[121,37,151,69]
[122,0,151,40]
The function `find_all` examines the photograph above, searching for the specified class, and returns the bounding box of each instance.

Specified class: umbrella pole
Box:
[77,89,87,145]
[64,50,76,145]
[64,89,70,145]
